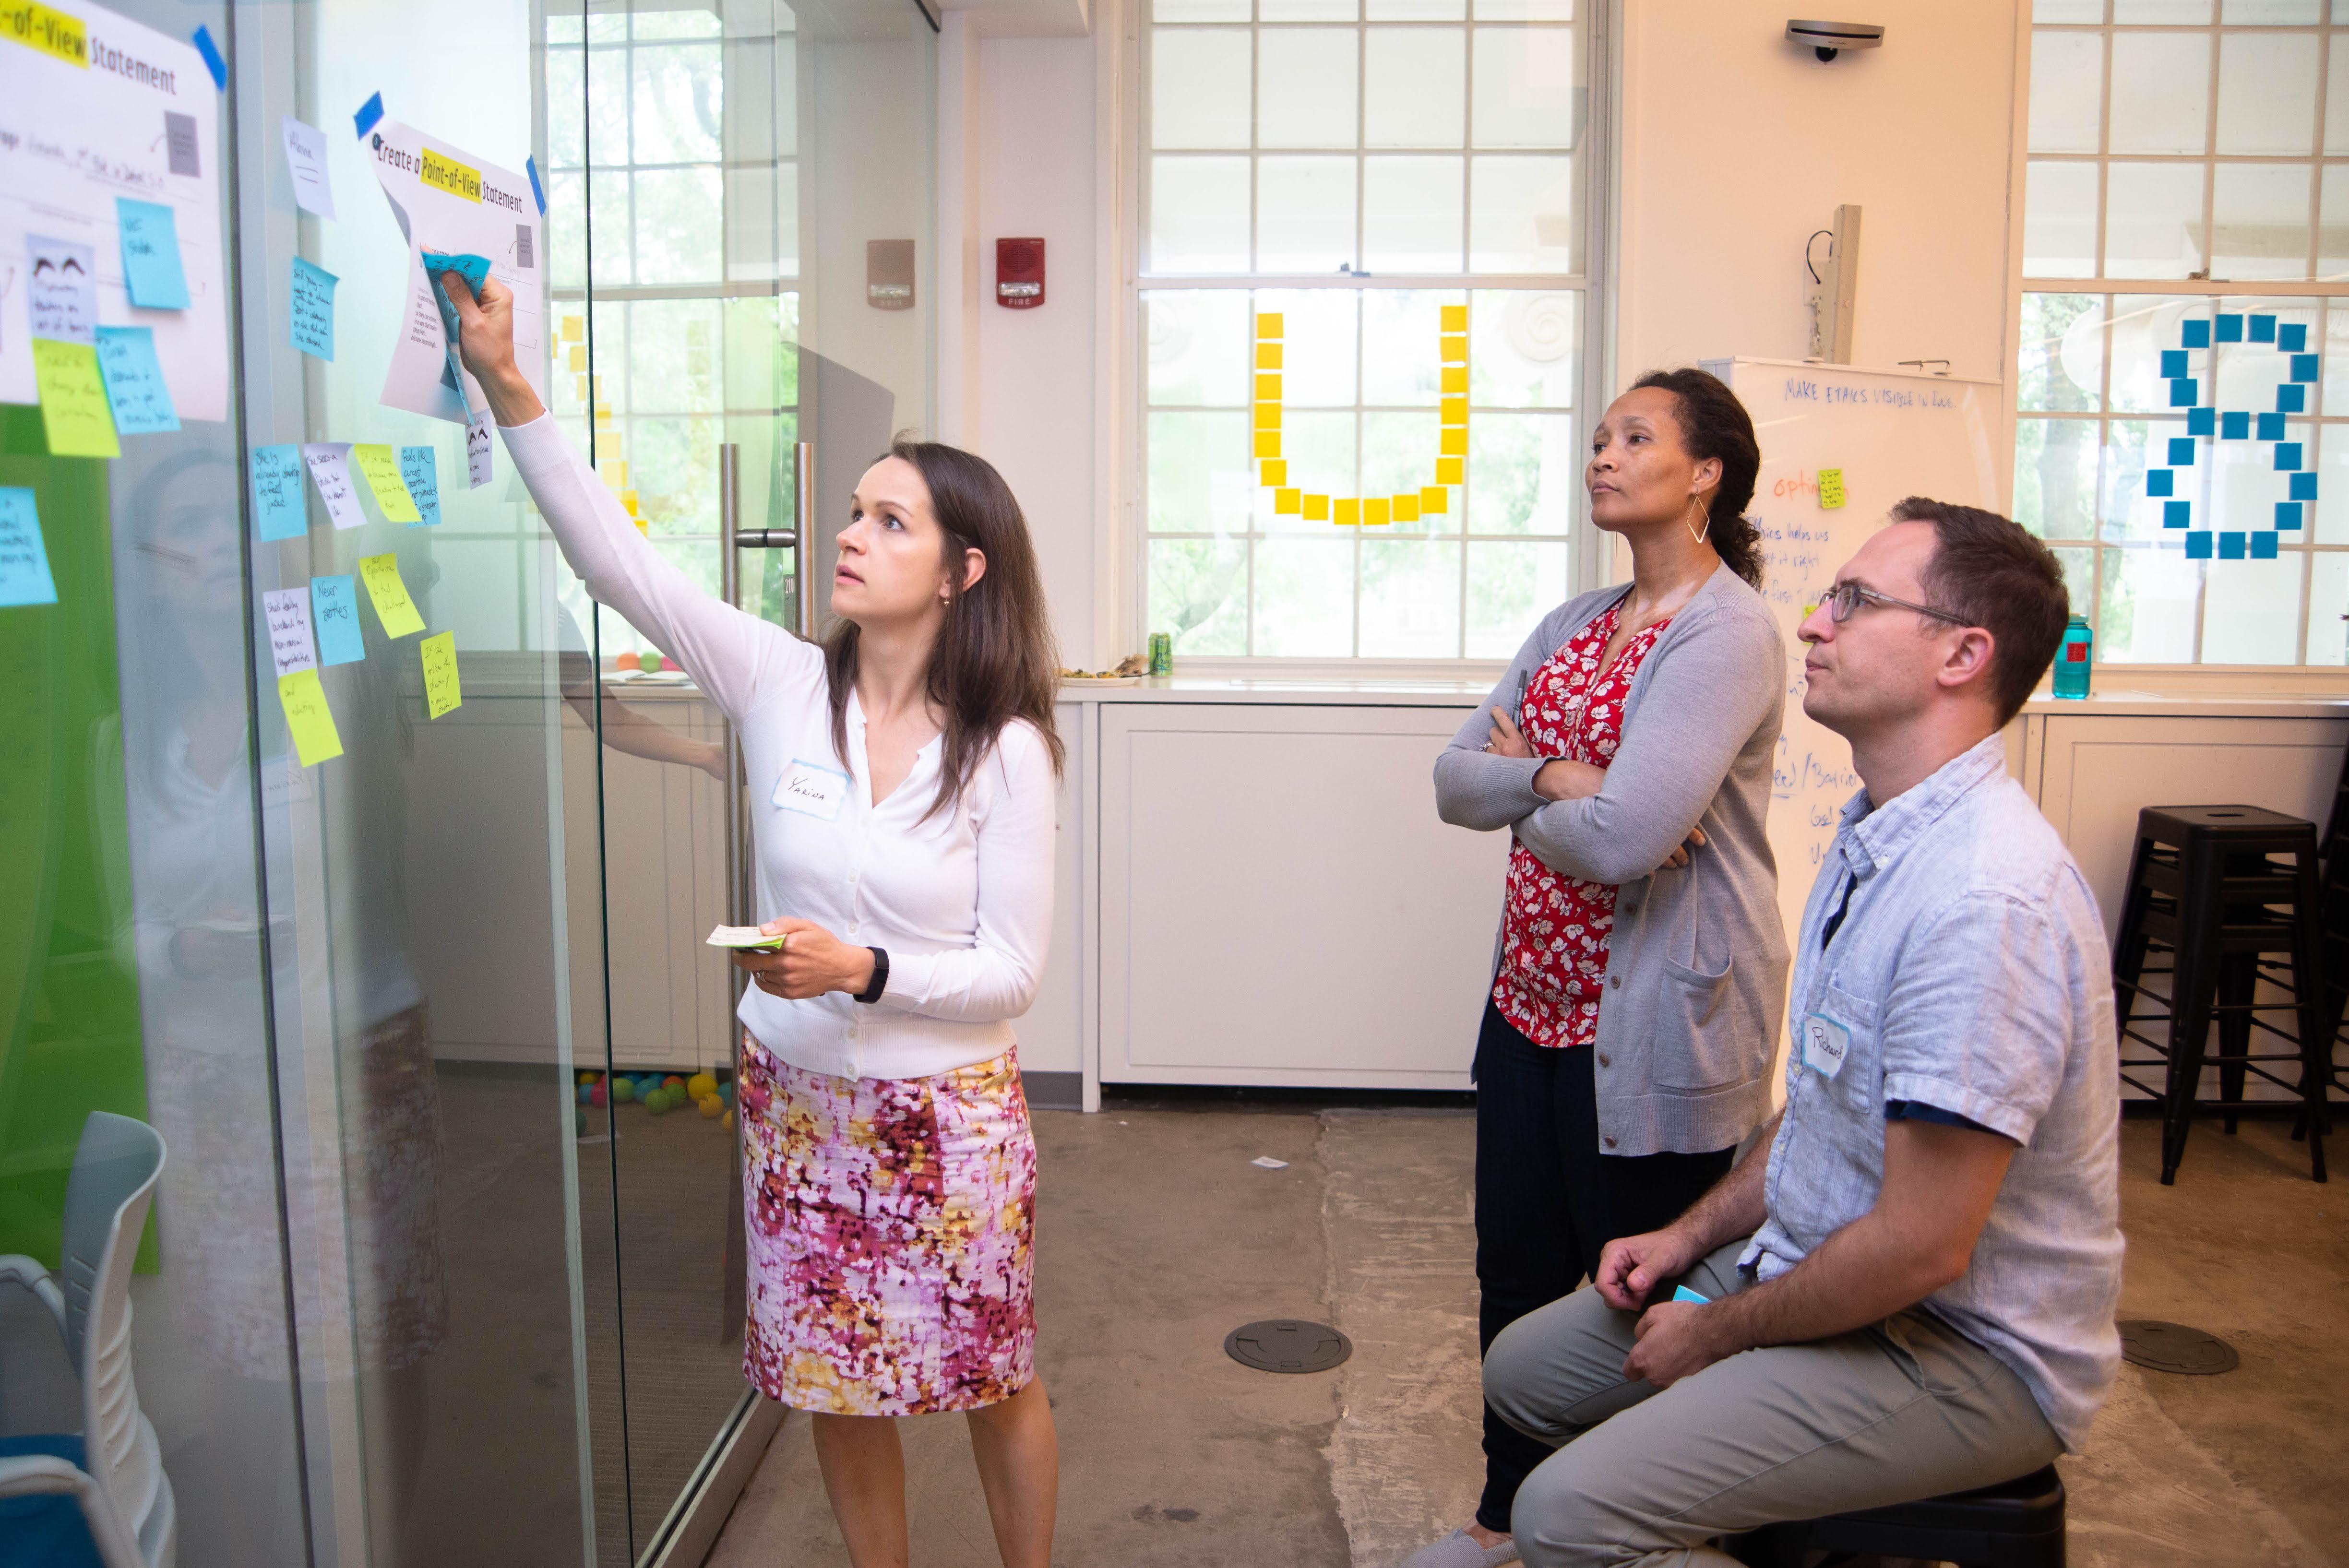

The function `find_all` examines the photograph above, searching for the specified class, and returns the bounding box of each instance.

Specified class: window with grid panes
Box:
[1141,0,1596,661]
[2018,0,2349,666]
[544,4,802,652]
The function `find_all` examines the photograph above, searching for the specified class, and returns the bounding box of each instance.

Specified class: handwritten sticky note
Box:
[250,445,309,541]
[27,235,97,344]
[32,339,120,458]
[290,256,337,359]
[420,249,491,350]
[262,587,318,676]
[400,446,441,526]
[467,415,493,489]
[301,443,364,529]
[311,575,366,665]
[351,443,422,523]
[420,630,461,719]
[281,116,336,218]
[358,552,426,637]
[93,327,180,434]
[0,488,59,607]
[1817,468,1846,510]
[115,199,191,310]
[278,668,345,767]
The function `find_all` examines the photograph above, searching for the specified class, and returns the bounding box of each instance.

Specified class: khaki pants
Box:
[1483,1240,2061,1568]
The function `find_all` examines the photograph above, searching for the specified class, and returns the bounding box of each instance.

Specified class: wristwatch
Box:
[853,947,890,1005]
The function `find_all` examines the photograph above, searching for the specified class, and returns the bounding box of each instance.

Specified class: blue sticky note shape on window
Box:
[2165,499,2192,528]
[2291,354,2318,382]
[2218,532,2246,559]
[2146,468,2174,497]
[2181,319,2211,349]
[2216,314,2244,343]
[2187,407,2216,436]
[310,575,367,665]
[2279,322,2308,353]
[115,198,191,310]
[0,487,58,606]
[2185,530,2214,559]
[2277,501,2304,530]
[92,326,179,434]
[2290,473,2317,501]
[290,256,336,360]
[2168,437,2196,465]
[400,446,441,527]
[2169,378,2198,407]
[2276,443,2303,471]
[2222,411,2250,440]
[2277,383,2307,413]
[2160,349,2187,379]
[2249,314,2277,344]
[2258,412,2286,441]
[2251,531,2279,559]
[249,444,308,541]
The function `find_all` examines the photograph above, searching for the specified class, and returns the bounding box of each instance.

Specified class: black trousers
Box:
[1470,998,1735,1534]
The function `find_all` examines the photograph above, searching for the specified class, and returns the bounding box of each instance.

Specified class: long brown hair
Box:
[822,439,1065,819]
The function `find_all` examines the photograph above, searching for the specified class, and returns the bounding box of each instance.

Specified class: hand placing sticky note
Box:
[420,631,462,718]
[358,552,427,637]
[0,488,59,607]
[420,249,491,348]
[352,444,423,523]
[1818,468,1846,510]
[32,339,119,459]
[302,443,365,529]
[262,587,318,676]
[310,575,366,665]
[281,115,337,219]
[93,327,180,434]
[115,198,191,310]
[250,445,309,541]
[278,668,344,767]
[290,256,337,360]
[401,446,441,526]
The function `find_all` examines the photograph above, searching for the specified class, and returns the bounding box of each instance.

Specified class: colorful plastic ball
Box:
[641,652,663,674]
[717,1080,736,1105]
[663,1074,686,1092]
[723,1109,734,1131]
[577,1081,594,1105]
[647,1087,674,1115]
[576,1108,587,1137]
[616,651,640,671]
[578,1070,598,1086]
[687,1071,718,1101]
[589,1084,607,1109]
[612,1077,636,1104]
[698,1094,724,1119]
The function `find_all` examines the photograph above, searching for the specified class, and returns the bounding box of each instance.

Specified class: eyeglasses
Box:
[1821,580,1971,627]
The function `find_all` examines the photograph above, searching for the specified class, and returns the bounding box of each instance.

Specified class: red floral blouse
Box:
[1492,604,1672,1049]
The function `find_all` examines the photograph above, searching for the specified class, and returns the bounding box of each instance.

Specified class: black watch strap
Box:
[853,947,889,1005]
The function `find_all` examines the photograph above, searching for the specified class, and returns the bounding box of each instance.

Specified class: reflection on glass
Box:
[2099,543,2202,661]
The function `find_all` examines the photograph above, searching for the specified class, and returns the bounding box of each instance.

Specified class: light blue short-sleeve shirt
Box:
[1741,735,2123,1451]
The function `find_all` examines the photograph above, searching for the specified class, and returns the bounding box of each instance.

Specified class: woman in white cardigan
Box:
[445,273,1063,1568]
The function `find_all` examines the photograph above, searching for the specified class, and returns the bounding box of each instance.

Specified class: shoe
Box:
[1396,1526,1522,1568]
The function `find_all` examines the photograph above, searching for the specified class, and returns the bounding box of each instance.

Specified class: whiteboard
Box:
[1698,358,2006,952]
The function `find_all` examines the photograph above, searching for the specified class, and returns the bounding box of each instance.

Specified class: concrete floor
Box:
[707,1102,2347,1568]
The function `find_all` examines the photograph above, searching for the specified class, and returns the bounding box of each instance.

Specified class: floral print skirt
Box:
[739,1032,1038,1415]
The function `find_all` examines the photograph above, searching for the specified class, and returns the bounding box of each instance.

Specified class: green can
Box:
[1147,630,1172,676]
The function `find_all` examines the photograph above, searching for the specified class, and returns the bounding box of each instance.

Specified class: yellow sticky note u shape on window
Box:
[1420,485,1449,514]
[1253,431,1282,459]
[1256,312,1284,340]
[1274,487,1301,515]
[1261,459,1288,487]
[1334,498,1359,526]
[1392,493,1419,522]
[1256,343,1283,370]
[1437,456,1465,485]
[1363,497,1391,527]
[1303,493,1329,521]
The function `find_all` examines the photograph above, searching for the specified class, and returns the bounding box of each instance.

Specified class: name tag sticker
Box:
[773,757,850,820]
[1801,1012,1852,1079]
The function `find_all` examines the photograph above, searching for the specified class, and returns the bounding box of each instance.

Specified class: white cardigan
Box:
[502,415,1056,1081]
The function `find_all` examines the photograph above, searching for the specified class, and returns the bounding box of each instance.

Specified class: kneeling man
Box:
[1484,499,2122,1568]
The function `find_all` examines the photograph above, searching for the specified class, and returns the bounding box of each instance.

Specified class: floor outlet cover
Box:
[1225,1319,1352,1374]
[2118,1319,2240,1376]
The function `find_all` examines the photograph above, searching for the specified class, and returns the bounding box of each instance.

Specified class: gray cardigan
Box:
[1434,565,1789,1157]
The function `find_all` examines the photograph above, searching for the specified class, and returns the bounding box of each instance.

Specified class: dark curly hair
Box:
[1629,368,1764,589]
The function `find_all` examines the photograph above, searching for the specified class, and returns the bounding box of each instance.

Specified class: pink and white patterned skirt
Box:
[739,1032,1038,1415]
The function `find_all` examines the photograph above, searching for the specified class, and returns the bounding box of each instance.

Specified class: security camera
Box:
[1787,20,1884,61]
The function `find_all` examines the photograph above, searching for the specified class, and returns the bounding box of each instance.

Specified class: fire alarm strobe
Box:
[996,237,1044,309]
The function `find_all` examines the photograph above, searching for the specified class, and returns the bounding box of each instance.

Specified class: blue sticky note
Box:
[2275,443,2303,472]
[115,199,191,310]
[2168,378,2198,407]
[2216,314,2244,343]
[2187,407,2216,436]
[400,446,441,527]
[2146,468,2174,497]
[354,92,384,139]
[1671,1285,1710,1304]
[419,250,490,346]
[2278,323,2307,354]
[2165,499,2192,528]
[2218,532,2246,559]
[2249,314,2277,344]
[2291,473,2318,501]
[2277,383,2307,413]
[2160,349,2187,378]
[525,154,547,215]
[92,326,179,434]
[2251,531,2278,559]
[290,256,336,360]
[2185,530,2214,559]
[192,24,226,89]
[0,487,58,606]
[2291,354,2318,382]
[2222,411,2250,440]
[2258,412,2286,441]
[2168,437,2196,465]
[2181,319,2211,349]
[250,444,308,541]
[310,575,367,665]
[2277,501,2304,530]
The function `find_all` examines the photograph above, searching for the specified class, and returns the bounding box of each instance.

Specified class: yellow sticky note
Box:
[594,404,615,428]
[1334,498,1360,526]
[1254,402,1282,430]
[1256,343,1283,370]
[358,553,427,638]
[591,375,604,400]
[1437,456,1465,485]
[1256,312,1284,340]
[420,631,462,719]
[569,344,587,371]
[1392,493,1419,522]
[621,489,639,515]
[1439,304,1467,333]
[599,459,628,489]
[1442,366,1468,394]
[574,374,589,402]
[1440,428,1468,456]
[1253,431,1282,458]
[1440,396,1468,426]
[562,316,584,343]
[1364,497,1391,527]
[1420,485,1449,514]
[278,669,345,767]
[1274,487,1301,515]
[351,443,423,523]
[1440,334,1468,365]
[31,339,119,458]
[1303,493,1329,521]
[1261,459,1288,487]
[1818,468,1847,510]
[1255,372,1281,401]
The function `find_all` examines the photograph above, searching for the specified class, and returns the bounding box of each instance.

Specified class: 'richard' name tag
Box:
[774,758,850,821]
[1800,1012,1851,1079]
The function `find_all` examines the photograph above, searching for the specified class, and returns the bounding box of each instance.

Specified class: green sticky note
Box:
[420,630,461,719]
[358,552,426,638]
[32,337,120,458]
[352,443,422,523]
[1818,468,1846,510]
[278,668,345,766]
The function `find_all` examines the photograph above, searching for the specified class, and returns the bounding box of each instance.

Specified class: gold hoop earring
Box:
[1685,495,1710,546]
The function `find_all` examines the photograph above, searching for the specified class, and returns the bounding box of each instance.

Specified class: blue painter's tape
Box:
[2187,407,2216,436]
[2291,354,2319,382]
[2278,383,2307,413]
[2169,378,2198,408]
[2168,437,2196,465]
[2216,314,2244,343]
[2165,499,2192,529]
[192,24,226,89]
[2277,501,2305,530]
[2250,314,2277,344]
[2258,412,2286,441]
[2181,319,2211,349]
[2186,531,2214,559]
[2219,532,2246,559]
[526,155,547,215]
[355,92,384,139]
[2276,442,2303,472]
[2290,472,2318,501]
[2146,468,2174,497]
[2251,531,2279,559]
[2222,411,2250,440]
[2279,322,2308,354]
[2160,349,2187,379]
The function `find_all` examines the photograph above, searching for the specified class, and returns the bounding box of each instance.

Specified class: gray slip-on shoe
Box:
[1396,1527,1522,1568]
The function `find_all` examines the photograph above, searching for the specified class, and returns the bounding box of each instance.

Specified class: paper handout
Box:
[115,198,191,310]
[0,488,60,607]
[301,443,365,529]
[352,443,422,523]
[94,327,180,434]
[310,574,366,665]
[277,668,344,767]
[358,551,426,637]
[400,445,441,525]
[420,630,461,718]
[262,587,318,677]
[282,116,337,219]
[250,445,308,540]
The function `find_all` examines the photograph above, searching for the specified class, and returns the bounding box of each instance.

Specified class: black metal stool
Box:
[2111,805,2330,1184]
[1725,1465,2066,1567]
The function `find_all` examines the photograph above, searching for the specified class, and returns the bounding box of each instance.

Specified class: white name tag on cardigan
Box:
[1800,1013,1851,1079]
[774,758,850,820]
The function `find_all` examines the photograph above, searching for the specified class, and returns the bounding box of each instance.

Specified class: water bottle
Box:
[2051,614,2092,700]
